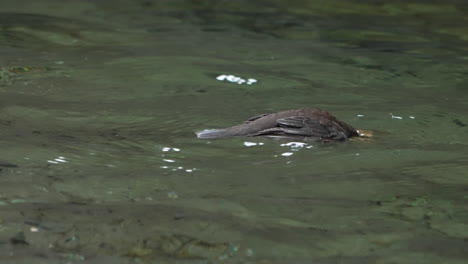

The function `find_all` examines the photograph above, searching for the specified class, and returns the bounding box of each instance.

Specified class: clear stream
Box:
[0,1,467,263]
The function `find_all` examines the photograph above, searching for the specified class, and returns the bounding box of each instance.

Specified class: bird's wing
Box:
[244,112,272,123]
[252,116,348,141]
[276,116,330,136]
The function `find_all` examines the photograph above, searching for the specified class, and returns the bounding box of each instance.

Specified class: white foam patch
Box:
[281,142,308,148]
[244,141,265,147]
[247,78,257,85]
[162,147,181,152]
[216,74,258,85]
[390,113,403,119]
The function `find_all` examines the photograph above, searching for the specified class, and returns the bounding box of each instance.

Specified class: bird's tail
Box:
[195,129,233,139]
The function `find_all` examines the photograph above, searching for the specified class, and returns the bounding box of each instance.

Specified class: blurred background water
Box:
[0,0,467,263]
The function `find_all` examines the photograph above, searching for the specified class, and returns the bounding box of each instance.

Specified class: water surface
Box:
[1,1,467,263]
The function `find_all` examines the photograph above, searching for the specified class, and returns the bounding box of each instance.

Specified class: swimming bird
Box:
[196,108,359,142]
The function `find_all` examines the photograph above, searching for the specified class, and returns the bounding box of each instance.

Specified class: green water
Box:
[1,0,467,263]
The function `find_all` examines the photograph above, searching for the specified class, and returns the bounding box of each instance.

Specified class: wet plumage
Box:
[196,108,359,142]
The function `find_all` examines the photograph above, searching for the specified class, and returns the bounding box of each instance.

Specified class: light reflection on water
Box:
[46,156,68,164]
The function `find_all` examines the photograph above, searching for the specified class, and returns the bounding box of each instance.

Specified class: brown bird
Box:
[196,108,359,142]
